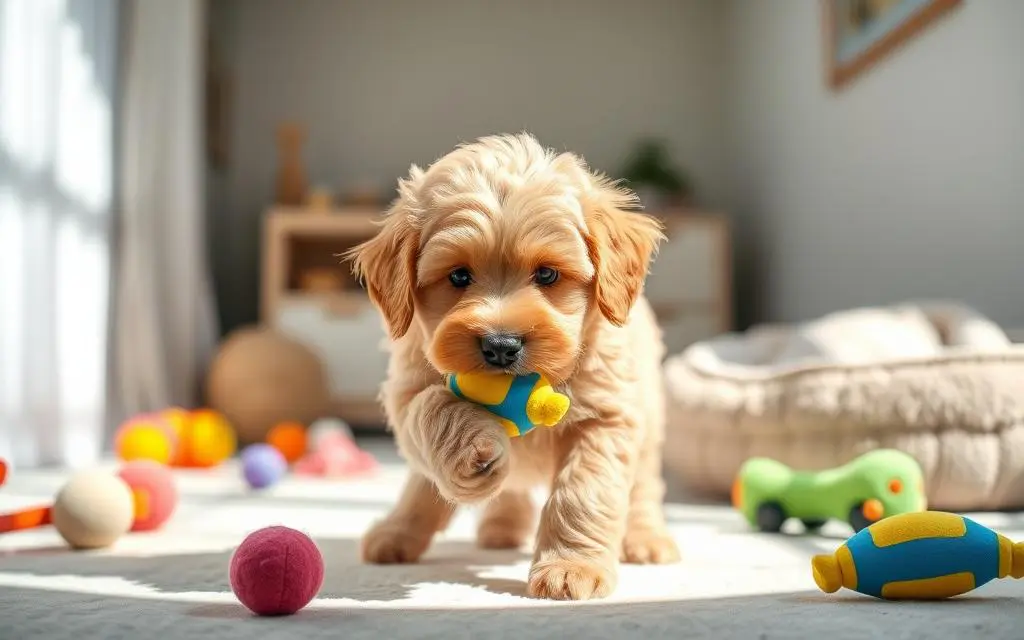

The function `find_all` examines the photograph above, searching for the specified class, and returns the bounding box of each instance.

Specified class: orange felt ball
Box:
[115,415,177,464]
[117,460,178,532]
[267,422,308,463]
[173,409,237,468]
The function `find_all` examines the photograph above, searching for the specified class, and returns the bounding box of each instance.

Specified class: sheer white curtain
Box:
[0,0,119,469]
[111,0,218,423]
[0,0,217,469]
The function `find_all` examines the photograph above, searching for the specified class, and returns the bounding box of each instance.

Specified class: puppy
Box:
[345,133,679,600]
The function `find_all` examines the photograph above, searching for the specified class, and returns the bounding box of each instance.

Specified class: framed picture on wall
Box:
[823,0,963,90]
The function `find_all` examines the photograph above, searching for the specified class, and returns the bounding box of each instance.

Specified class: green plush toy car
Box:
[732,449,927,533]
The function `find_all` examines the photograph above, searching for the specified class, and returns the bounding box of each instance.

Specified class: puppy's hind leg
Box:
[477,490,535,550]
[621,443,680,565]
[362,472,455,564]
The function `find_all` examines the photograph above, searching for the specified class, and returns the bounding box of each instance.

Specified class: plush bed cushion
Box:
[662,302,1024,511]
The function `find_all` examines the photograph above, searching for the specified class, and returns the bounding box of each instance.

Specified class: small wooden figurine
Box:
[275,122,308,206]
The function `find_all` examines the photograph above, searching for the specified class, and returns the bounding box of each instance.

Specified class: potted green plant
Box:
[618,139,691,210]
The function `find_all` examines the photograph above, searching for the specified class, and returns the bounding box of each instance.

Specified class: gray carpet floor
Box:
[2,436,1024,639]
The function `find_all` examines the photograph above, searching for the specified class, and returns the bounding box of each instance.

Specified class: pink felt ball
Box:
[229,526,324,616]
[116,460,179,532]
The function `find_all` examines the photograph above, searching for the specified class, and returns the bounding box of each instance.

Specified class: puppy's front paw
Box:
[621,528,681,564]
[361,518,431,564]
[527,554,617,601]
[435,423,509,504]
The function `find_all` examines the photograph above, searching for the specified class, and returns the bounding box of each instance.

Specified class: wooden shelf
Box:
[261,207,382,324]
[265,206,383,235]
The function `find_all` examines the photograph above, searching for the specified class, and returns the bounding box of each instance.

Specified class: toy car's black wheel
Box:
[848,503,873,532]
[801,519,827,531]
[756,502,787,532]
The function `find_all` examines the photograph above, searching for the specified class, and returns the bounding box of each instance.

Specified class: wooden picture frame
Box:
[823,0,963,90]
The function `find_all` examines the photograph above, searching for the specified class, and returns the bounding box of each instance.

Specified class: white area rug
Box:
[2,437,1024,639]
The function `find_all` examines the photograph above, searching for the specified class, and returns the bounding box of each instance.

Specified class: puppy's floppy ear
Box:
[583,183,665,326]
[343,169,423,340]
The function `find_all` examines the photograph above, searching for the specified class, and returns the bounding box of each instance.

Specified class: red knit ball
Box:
[117,460,178,532]
[229,526,324,616]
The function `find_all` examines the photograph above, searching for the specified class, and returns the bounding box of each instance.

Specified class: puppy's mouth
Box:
[478,360,531,377]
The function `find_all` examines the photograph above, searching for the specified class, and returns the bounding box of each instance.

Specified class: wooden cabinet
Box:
[261,207,389,427]
[646,211,732,354]
[261,207,732,427]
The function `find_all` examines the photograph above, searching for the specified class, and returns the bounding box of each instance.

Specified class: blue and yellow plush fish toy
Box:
[444,372,570,438]
[812,510,1024,600]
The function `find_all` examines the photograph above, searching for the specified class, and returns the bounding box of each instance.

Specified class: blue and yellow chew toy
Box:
[444,372,570,438]
[812,510,1024,600]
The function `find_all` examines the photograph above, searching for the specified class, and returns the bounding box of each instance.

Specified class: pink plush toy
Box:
[229,526,324,616]
[293,419,377,478]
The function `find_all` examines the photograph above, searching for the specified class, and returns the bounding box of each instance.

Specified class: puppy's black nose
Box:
[480,334,523,368]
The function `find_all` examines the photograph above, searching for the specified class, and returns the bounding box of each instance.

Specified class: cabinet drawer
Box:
[274,300,389,398]
[646,220,723,306]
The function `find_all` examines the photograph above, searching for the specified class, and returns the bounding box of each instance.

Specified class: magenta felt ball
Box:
[229,526,324,616]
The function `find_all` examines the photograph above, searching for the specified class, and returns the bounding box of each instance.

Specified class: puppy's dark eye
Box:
[449,267,473,288]
[534,266,559,286]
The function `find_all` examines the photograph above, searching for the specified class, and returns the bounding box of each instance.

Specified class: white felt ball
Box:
[51,470,135,550]
[307,417,352,451]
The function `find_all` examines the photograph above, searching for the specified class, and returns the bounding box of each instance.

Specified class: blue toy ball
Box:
[241,444,286,489]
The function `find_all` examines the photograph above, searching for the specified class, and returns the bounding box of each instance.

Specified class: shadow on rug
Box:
[0,537,532,601]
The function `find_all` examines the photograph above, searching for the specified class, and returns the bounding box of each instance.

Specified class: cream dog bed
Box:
[663,302,1024,511]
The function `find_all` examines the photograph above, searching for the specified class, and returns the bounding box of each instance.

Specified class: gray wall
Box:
[724,0,1024,328]
[207,0,729,334]
[208,0,1024,335]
